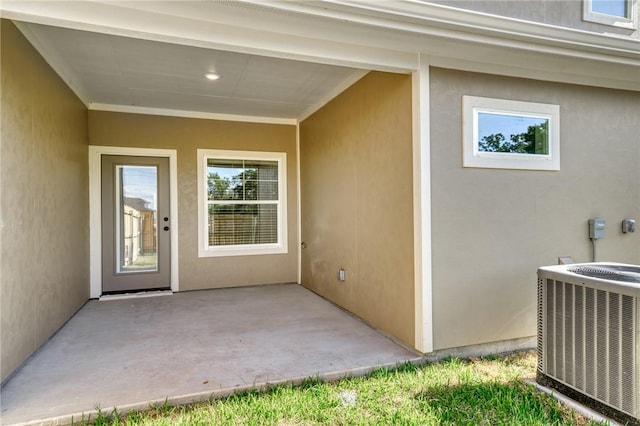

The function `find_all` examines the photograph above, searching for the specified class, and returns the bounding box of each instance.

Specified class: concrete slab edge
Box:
[526,380,621,426]
[7,357,423,426]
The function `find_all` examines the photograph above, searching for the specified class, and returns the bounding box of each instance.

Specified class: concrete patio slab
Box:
[0,284,420,425]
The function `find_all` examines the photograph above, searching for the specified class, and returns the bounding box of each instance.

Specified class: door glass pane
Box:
[117,165,158,273]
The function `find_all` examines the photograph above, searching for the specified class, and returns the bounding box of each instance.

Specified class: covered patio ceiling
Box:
[3,0,638,124]
[15,20,368,122]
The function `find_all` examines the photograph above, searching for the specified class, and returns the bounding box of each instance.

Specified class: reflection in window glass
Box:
[204,155,282,250]
[462,95,560,171]
[117,165,158,272]
[198,149,287,257]
[477,113,549,155]
[591,0,627,17]
[207,159,278,201]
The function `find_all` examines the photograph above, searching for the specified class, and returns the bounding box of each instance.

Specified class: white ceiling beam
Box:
[0,1,418,72]
[1,0,638,90]
[256,0,640,62]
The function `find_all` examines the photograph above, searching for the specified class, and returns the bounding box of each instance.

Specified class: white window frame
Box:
[583,0,638,29]
[197,149,288,257]
[462,96,560,171]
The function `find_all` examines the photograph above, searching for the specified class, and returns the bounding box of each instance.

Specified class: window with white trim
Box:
[583,0,638,28]
[463,96,560,171]
[197,149,287,257]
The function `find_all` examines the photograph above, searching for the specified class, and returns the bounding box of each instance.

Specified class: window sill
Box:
[198,244,288,258]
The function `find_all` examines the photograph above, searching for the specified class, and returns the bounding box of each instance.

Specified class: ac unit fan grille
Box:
[537,278,544,373]
[541,278,637,418]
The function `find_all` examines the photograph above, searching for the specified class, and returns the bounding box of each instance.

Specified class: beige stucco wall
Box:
[1,20,90,382]
[299,71,415,347]
[89,111,298,291]
[430,67,640,351]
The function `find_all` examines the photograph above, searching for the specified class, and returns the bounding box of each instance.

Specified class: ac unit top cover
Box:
[538,262,640,296]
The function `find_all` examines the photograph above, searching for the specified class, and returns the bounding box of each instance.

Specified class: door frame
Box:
[89,146,179,298]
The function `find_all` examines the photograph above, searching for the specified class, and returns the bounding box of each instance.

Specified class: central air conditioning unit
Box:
[537,262,640,426]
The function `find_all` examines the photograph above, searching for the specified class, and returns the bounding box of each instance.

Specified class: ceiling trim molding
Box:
[89,104,298,125]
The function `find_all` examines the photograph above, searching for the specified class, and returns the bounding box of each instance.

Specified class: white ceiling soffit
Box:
[14,22,369,122]
[262,1,640,60]
[2,0,639,97]
[247,1,640,90]
[0,1,419,70]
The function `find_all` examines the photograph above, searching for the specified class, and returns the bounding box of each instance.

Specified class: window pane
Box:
[244,160,278,201]
[592,0,627,17]
[208,203,278,246]
[477,112,549,155]
[240,180,279,201]
[208,171,231,201]
[207,159,278,201]
[117,165,158,272]
[207,159,240,201]
[245,160,278,180]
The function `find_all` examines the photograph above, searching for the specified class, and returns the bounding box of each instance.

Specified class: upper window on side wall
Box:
[197,149,287,257]
[583,0,638,28]
[462,96,560,171]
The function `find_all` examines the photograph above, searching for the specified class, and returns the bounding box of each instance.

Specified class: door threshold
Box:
[99,290,173,301]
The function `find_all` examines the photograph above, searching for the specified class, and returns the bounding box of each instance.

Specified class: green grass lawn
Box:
[83,352,605,425]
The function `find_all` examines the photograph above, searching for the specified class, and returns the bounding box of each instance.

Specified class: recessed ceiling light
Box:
[204,72,221,81]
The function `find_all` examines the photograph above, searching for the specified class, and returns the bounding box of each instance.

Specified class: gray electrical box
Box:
[622,218,636,233]
[589,218,606,239]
